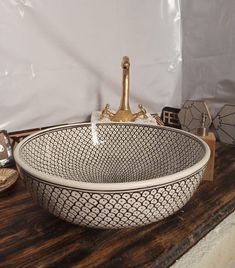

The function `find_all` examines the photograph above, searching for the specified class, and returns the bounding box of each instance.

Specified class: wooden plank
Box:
[0,143,234,268]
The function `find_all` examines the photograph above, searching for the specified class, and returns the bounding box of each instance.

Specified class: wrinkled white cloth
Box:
[0,0,181,131]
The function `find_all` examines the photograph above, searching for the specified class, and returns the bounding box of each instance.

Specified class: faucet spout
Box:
[101,56,148,122]
[119,56,131,111]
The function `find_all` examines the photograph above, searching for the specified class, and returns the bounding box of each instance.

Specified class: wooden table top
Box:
[0,143,235,268]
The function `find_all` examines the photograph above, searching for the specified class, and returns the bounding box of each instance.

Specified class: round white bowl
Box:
[14,123,210,229]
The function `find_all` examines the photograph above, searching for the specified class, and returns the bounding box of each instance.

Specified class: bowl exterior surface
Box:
[19,166,205,229]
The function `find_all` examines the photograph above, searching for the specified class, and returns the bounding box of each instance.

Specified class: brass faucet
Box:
[100,56,148,122]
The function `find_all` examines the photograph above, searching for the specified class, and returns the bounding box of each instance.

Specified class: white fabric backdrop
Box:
[0,0,181,131]
[181,0,235,116]
[1,0,234,132]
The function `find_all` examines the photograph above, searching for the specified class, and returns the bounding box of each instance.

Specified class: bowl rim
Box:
[14,122,210,191]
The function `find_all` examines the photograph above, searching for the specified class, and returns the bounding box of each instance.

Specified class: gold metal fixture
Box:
[197,113,208,136]
[100,56,148,122]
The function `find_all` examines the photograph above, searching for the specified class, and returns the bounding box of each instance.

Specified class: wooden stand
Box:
[201,132,216,181]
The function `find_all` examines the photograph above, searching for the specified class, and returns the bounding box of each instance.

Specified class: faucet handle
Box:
[132,104,148,120]
[100,104,115,120]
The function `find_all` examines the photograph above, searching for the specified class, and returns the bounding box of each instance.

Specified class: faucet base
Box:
[100,104,148,122]
[111,110,136,122]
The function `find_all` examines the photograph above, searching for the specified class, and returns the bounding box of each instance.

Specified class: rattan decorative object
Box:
[178,100,212,133]
[213,104,235,145]
[0,168,18,192]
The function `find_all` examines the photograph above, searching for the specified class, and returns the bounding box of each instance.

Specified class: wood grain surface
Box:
[0,143,235,268]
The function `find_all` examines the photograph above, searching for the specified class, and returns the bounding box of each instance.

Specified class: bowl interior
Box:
[18,123,205,183]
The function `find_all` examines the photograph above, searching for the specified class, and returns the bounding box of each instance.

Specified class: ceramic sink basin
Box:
[14,123,210,229]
